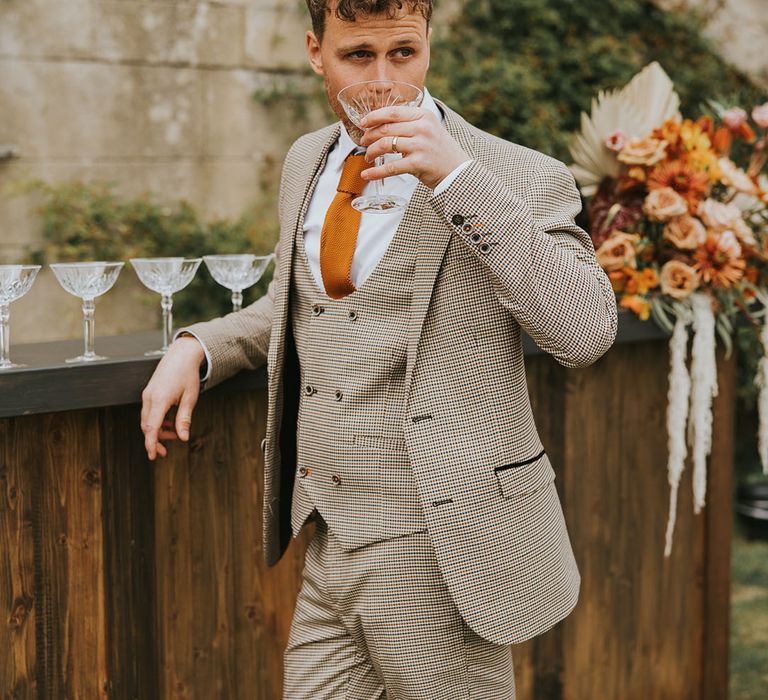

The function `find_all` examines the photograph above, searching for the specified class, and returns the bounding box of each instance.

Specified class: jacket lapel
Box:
[403,100,477,396]
[273,103,478,404]
[271,124,340,368]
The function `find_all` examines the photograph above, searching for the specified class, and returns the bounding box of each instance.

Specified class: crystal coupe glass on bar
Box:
[0,264,41,370]
[336,79,424,213]
[203,253,275,312]
[49,261,124,363]
[130,257,202,356]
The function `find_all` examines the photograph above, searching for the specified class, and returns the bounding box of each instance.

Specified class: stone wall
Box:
[0,0,459,343]
[0,0,325,342]
[654,0,768,88]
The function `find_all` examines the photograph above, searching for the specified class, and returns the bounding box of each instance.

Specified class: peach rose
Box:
[697,198,752,239]
[643,187,689,222]
[660,260,700,300]
[617,136,668,166]
[663,215,706,250]
[752,103,768,129]
[596,231,641,272]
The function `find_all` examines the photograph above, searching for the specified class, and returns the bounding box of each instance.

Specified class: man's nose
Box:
[370,59,392,82]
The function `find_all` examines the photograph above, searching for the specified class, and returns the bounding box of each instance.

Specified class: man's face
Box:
[306,4,431,139]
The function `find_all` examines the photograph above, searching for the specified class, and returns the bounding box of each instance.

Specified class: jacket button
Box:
[470,232,482,243]
[334,389,343,401]
[304,384,315,395]
[451,214,465,226]
[331,474,342,485]
[479,242,491,254]
[298,466,308,477]
[312,303,324,316]
[348,310,358,321]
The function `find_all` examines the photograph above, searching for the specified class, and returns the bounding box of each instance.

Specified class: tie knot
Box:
[337,153,368,197]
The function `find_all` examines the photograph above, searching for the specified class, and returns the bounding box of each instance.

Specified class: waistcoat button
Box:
[298,466,308,477]
[348,310,358,321]
[334,389,343,401]
[312,303,324,316]
[462,223,474,233]
[304,384,315,395]
[331,474,342,485]
[479,242,491,254]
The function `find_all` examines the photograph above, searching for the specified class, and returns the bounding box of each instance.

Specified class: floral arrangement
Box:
[569,62,768,557]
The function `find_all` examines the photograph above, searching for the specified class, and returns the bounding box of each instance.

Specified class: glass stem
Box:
[374,155,386,197]
[82,298,96,359]
[0,303,10,366]
[232,290,243,312]
[161,293,173,352]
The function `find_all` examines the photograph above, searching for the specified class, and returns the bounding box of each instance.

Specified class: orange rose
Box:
[617,137,668,166]
[663,215,706,250]
[596,231,641,272]
[660,260,700,300]
[643,187,689,222]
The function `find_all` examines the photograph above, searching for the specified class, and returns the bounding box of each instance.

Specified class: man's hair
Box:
[306,1,433,42]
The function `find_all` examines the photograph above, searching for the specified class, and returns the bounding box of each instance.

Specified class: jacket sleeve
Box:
[174,155,293,389]
[429,157,618,368]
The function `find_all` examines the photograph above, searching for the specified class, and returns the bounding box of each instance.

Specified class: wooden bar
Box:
[0,312,734,698]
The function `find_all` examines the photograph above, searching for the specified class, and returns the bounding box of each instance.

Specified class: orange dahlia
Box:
[647,160,710,209]
[692,233,746,288]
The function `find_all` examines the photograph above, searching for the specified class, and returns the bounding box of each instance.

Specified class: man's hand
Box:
[358,106,470,191]
[140,335,206,460]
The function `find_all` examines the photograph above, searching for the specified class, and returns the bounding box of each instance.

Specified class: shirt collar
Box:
[335,86,443,161]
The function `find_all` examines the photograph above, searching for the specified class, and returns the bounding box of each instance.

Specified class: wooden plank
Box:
[702,344,735,700]
[101,404,159,699]
[33,411,109,698]
[0,417,38,699]
[556,337,734,698]
[152,388,310,698]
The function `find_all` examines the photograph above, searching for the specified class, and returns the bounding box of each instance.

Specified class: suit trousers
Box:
[283,511,517,699]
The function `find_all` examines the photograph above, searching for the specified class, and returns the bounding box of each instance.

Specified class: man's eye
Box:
[348,51,371,59]
[394,48,414,58]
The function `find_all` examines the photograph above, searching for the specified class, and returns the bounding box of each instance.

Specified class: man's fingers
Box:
[176,387,199,442]
[360,105,422,128]
[362,155,413,182]
[144,401,171,460]
[363,136,414,163]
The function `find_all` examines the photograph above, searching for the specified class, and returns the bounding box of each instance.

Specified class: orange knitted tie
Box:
[320,153,368,299]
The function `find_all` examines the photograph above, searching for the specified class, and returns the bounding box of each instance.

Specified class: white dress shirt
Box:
[188,88,471,382]
[303,87,470,294]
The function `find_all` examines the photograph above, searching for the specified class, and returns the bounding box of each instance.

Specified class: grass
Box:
[730,519,768,699]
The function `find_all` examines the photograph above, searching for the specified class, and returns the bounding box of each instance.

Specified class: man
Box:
[140,0,618,697]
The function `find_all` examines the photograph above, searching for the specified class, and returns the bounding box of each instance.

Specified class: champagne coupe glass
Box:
[50,261,124,363]
[0,265,41,370]
[130,257,202,356]
[203,253,275,312]
[336,79,424,213]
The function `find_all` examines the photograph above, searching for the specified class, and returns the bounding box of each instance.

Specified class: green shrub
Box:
[428,0,766,162]
[17,178,278,326]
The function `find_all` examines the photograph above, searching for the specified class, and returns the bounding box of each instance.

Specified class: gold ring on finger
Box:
[391,136,400,154]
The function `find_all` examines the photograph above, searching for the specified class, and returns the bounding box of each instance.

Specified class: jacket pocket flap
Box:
[494,450,555,498]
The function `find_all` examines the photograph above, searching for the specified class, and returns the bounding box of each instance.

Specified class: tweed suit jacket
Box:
[185,98,618,645]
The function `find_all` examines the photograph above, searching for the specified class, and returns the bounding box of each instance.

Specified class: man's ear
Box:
[306,30,324,76]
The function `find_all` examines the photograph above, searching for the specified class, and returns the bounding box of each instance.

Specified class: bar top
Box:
[0,311,671,418]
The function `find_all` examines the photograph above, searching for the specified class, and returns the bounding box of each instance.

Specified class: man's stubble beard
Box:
[325,76,365,145]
